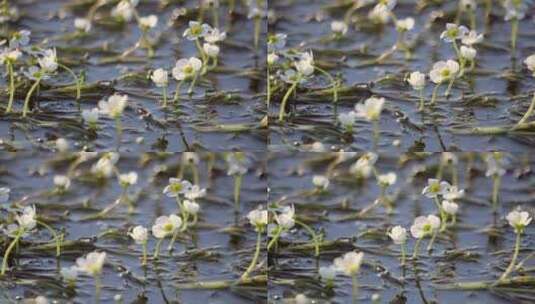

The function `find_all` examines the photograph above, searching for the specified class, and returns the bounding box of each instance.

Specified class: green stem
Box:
[314,66,338,103]
[153,238,164,259]
[240,230,262,280]
[295,219,320,256]
[267,69,271,108]
[400,243,406,266]
[278,79,299,121]
[492,175,501,212]
[94,274,101,304]
[412,237,422,259]
[37,220,61,257]
[352,275,358,304]
[498,232,522,282]
[511,18,518,54]
[427,230,438,252]
[1,228,23,275]
[372,119,380,151]
[141,242,147,266]
[58,63,81,100]
[267,226,282,251]
[187,73,199,94]
[515,94,535,126]
[174,79,184,102]
[430,82,441,105]
[6,62,14,113]
[162,85,168,108]
[418,89,424,112]
[253,17,260,49]
[234,174,242,209]
[22,76,42,117]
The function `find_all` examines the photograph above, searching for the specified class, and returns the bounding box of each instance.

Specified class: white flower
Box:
[183,200,200,215]
[38,49,58,73]
[9,30,30,48]
[506,209,532,234]
[377,172,396,187]
[74,18,91,32]
[441,200,459,215]
[354,97,385,121]
[204,27,226,43]
[503,0,528,21]
[163,178,193,197]
[184,185,206,200]
[139,15,157,29]
[267,53,279,65]
[524,54,535,76]
[410,215,441,238]
[267,33,287,52]
[129,225,148,244]
[319,265,337,281]
[440,23,468,42]
[442,152,458,164]
[76,251,106,276]
[295,51,314,76]
[183,21,211,40]
[98,94,128,119]
[333,251,364,276]
[0,187,10,203]
[0,49,22,64]
[54,175,71,191]
[368,4,390,24]
[338,111,356,130]
[226,153,248,175]
[312,175,329,190]
[60,266,78,282]
[295,294,309,304]
[388,225,407,245]
[408,71,426,90]
[150,68,168,87]
[91,157,115,178]
[422,179,450,198]
[395,17,414,32]
[275,205,295,229]
[349,153,377,178]
[31,296,49,304]
[247,207,268,231]
[443,186,465,201]
[119,172,138,187]
[182,152,200,164]
[461,30,483,45]
[172,57,202,81]
[429,60,459,84]
[55,138,69,152]
[485,154,506,177]
[82,108,99,125]
[331,21,348,35]
[152,214,182,238]
[460,45,476,60]
[112,0,135,21]
[16,205,37,231]
[203,43,220,57]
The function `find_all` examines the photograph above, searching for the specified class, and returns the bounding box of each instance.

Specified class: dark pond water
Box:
[0,0,266,152]
[0,152,267,303]
[268,0,535,152]
[267,152,535,303]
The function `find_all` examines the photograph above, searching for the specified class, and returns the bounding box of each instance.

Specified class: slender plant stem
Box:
[267,226,283,251]
[234,174,242,209]
[511,18,518,55]
[430,83,441,105]
[278,79,299,121]
[37,220,61,257]
[498,232,522,282]
[174,80,184,102]
[295,219,320,256]
[314,66,338,103]
[400,243,406,266]
[352,275,358,304]
[142,242,147,266]
[1,228,23,275]
[153,238,164,259]
[58,63,81,100]
[427,230,438,252]
[418,89,424,111]
[515,94,535,126]
[22,76,42,117]
[162,85,168,108]
[94,274,101,304]
[240,230,262,280]
[412,237,422,259]
[492,175,501,212]
[6,62,14,113]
